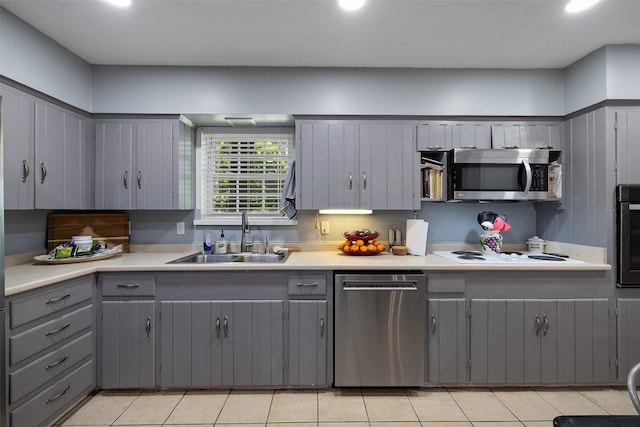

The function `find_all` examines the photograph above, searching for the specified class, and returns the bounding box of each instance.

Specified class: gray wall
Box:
[0,8,92,111]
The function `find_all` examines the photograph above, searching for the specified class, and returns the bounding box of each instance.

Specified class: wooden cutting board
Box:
[47,212,130,252]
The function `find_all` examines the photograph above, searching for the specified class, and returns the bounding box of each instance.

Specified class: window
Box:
[197,127,295,225]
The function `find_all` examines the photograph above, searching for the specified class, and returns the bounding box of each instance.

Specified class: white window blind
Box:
[200,128,294,219]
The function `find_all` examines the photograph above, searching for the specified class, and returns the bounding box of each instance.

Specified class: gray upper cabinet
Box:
[35,101,93,209]
[614,108,640,185]
[469,298,609,385]
[296,120,418,210]
[491,123,562,150]
[452,124,491,149]
[2,84,35,210]
[416,122,491,151]
[94,118,194,210]
[2,84,92,210]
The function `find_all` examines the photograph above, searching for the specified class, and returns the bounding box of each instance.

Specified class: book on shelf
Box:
[422,166,443,199]
[421,156,444,170]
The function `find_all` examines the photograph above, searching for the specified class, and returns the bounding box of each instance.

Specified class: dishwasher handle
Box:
[342,281,418,291]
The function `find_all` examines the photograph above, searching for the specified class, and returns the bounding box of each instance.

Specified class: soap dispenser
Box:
[216,230,228,255]
[203,229,213,253]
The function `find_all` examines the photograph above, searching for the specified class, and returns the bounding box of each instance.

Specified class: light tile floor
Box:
[55,387,638,427]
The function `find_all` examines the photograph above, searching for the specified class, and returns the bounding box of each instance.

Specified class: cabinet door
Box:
[101,301,155,388]
[617,299,640,380]
[135,121,174,209]
[2,85,35,209]
[452,124,491,149]
[416,123,453,151]
[491,124,523,149]
[427,299,466,384]
[360,123,418,210]
[95,121,134,209]
[229,301,284,387]
[288,300,328,386]
[615,110,640,184]
[296,121,358,209]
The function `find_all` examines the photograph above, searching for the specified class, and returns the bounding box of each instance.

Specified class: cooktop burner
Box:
[452,250,483,256]
[432,250,585,265]
[528,254,566,261]
[501,251,523,256]
[458,254,486,260]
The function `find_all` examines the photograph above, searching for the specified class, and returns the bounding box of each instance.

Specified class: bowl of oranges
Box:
[338,229,385,255]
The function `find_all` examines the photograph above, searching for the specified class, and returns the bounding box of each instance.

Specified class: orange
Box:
[376,243,385,252]
[343,245,351,253]
[337,242,345,250]
[356,239,364,247]
[360,245,368,252]
[350,245,360,253]
[372,240,379,246]
[367,244,376,252]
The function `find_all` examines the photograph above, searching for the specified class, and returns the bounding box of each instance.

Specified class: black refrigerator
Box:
[1,94,7,427]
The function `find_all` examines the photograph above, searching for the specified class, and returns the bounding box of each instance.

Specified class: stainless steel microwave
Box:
[447,148,552,201]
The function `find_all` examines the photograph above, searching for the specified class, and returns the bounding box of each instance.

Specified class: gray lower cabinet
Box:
[160,300,284,388]
[469,298,609,384]
[101,301,155,388]
[616,298,640,380]
[7,275,96,427]
[427,299,467,384]
[288,300,328,386]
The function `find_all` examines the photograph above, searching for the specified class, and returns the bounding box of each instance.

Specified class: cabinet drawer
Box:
[11,360,94,427]
[101,274,156,297]
[10,332,93,404]
[288,274,327,296]
[10,305,93,366]
[10,276,93,329]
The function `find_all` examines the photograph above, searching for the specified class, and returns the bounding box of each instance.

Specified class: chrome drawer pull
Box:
[46,384,70,404]
[45,355,69,370]
[137,170,142,189]
[22,160,30,183]
[45,293,70,304]
[146,317,151,338]
[535,315,541,335]
[542,315,550,335]
[431,315,437,334]
[223,316,229,337]
[123,170,129,189]
[40,162,47,184]
[117,283,139,288]
[320,317,325,337]
[297,282,319,287]
[45,323,70,336]
[216,318,221,337]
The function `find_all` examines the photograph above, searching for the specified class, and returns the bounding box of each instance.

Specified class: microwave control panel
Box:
[530,164,548,191]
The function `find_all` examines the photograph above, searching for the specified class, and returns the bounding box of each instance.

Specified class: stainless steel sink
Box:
[167,252,290,264]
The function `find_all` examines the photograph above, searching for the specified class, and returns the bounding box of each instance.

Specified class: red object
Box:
[492,217,511,231]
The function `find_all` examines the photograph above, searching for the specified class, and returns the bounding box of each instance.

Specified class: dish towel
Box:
[279,160,297,219]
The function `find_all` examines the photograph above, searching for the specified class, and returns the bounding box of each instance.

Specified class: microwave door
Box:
[518,159,532,196]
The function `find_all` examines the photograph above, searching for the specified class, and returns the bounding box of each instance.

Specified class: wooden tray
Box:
[47,212,129,252]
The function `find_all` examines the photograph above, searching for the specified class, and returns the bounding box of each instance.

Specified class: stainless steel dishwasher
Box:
[334,272,426,387]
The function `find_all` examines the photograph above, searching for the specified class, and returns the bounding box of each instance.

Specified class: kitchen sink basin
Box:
[167,252,290,264]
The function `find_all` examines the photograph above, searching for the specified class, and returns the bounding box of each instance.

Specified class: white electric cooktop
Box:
[433,250,585,265]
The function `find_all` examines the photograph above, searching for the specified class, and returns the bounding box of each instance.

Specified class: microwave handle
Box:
[522,159,532,195]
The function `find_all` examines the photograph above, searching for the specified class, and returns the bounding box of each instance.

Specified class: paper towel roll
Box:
[406,219,429,256]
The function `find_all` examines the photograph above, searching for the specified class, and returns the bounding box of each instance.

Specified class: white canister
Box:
[527,236,545,253]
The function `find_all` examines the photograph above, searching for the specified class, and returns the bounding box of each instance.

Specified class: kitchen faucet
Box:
[240,211,251,252]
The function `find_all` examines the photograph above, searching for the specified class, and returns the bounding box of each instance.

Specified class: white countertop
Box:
[5,250,611,297]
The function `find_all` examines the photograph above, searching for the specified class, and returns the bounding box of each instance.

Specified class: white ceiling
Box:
[3,0,640,69]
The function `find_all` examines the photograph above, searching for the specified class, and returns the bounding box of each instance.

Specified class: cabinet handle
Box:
[362,171,367,190]
[431,315,437,334]
[45,355,69,370]
[297,282,318,287]
[320,317,325,337]
[146,317,151,338]
[503,145,518,149]
[117,283,139,288]
[223,316,229,337]
[535,315,541,335]
[427,145,443,150]
[137,170,142,189]
[45,293,70,304]
[216,317,221,337]
[45,323,70,337]
[123,170,129,189]
[536,145,554,149]
[40,162,47,184]
[348,172,353,190]
[45,384,70,404]
[22,160,30,183]
[460,145,477,149]
[542,315,550,335]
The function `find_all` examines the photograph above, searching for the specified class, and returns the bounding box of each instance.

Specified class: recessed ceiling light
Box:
[565,0,600,13]
[103,0,132,7]
[338,0,367,12]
